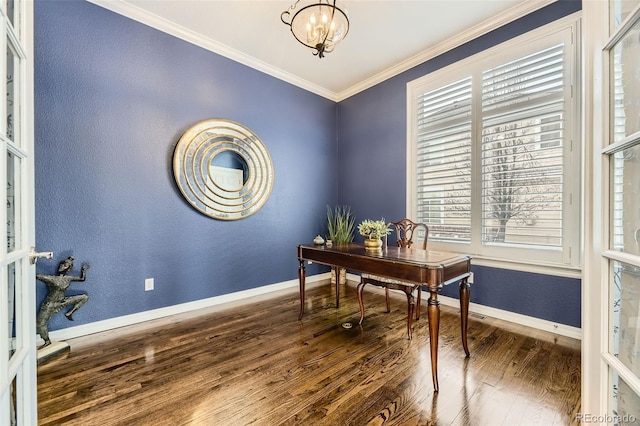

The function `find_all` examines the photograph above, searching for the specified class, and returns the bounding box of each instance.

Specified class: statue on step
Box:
[36,256,90,348]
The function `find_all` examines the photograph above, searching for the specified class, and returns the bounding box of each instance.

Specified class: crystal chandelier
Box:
[281,0,349,58]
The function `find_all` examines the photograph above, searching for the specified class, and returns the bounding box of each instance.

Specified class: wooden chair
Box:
[356,218,428,339]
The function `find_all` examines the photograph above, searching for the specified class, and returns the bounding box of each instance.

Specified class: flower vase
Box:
[364,237,383,251]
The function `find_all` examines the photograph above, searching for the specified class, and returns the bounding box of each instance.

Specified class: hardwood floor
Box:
[37,281,581,425]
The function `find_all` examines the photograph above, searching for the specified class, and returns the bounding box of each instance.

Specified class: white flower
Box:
[357,219,392,239]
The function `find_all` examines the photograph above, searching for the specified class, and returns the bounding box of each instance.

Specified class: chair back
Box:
[387,218,428,249]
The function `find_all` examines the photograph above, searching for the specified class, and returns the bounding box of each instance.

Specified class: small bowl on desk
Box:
[313,235,325,245]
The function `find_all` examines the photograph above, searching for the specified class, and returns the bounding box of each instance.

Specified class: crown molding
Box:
[86,0,340,101]
[87,0,557,103]
[335,0,557,101]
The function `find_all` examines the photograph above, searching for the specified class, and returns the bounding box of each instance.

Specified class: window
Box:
[407,18,580,268]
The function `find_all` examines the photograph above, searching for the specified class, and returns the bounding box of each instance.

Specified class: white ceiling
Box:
[90,0,555,101]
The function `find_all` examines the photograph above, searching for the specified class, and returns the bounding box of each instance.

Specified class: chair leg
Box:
[357,280,367,325]
[415,287,421,320]
[385,287,391,313]
[404,288,415,340]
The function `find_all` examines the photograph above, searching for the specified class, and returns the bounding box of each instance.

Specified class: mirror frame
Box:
[173,119,274,220]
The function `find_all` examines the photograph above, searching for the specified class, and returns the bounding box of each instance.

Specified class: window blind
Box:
[481,44,566,248]
[416,77,472,242]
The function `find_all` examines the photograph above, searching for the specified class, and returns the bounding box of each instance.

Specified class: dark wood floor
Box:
[37,281,581,425]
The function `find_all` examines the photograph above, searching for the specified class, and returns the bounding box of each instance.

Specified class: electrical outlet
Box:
[145,278,154,291]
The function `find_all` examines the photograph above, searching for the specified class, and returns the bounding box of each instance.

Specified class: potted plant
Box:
[357,219,392,251]
[326,205,355,285]
[326,205,355,245]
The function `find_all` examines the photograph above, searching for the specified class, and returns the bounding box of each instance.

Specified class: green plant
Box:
[357,219,392,239]
[326,205,355,243]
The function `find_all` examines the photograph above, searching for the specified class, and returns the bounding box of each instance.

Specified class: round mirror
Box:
[173,119,274,220]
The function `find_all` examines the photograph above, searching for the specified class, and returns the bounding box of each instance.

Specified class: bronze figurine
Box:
[36,256,90,348]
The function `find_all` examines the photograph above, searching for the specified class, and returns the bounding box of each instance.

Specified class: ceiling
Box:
[90,0,555,101]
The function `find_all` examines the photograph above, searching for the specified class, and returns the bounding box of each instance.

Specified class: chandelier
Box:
[281,0,349,58]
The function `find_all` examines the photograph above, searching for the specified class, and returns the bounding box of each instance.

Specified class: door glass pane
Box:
[610,144,640,256]
[610,372,640,423]
[610,260,640,377]
[10,375,17,426]
[5,0,14,28]
[6,41,16,143]
[7,262,15,361]
[610,0,640,31]
[610,18,640,143]
[7,151,17,252]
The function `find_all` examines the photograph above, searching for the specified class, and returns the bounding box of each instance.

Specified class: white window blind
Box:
[408,19,579,268]
[481,44,565,248]
[416,78,472,242]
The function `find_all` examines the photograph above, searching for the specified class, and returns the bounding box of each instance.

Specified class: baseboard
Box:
[345,273,582,340]
[437,295,582,340]
[49,273,330,342]
[50,271,581,342]
[37,341,70,364]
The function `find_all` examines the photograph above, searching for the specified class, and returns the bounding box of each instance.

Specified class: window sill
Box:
[469,255,581,279]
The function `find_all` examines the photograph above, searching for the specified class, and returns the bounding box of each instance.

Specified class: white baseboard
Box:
[49,272,330,342]
[437,295,582,340]
[346,273,582,340]
[50,271,581,342]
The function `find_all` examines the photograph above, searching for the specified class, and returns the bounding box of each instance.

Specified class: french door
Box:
[0,0,36,425]
[601,0,640,421]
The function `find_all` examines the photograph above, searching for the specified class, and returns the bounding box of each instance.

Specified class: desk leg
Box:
[357,280,366,324]
[298,259,306,321]
[333,267,340,309]
[427,290,440,392]
[459,277,471,357]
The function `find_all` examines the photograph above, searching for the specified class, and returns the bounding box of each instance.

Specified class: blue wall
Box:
[34,0,582,333]
[34,0,335,332]
[335,0,582,327]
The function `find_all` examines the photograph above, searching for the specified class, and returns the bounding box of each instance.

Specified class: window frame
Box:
[406,15,581,272]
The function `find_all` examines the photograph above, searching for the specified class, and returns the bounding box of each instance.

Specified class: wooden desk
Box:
[297,243,472,392]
